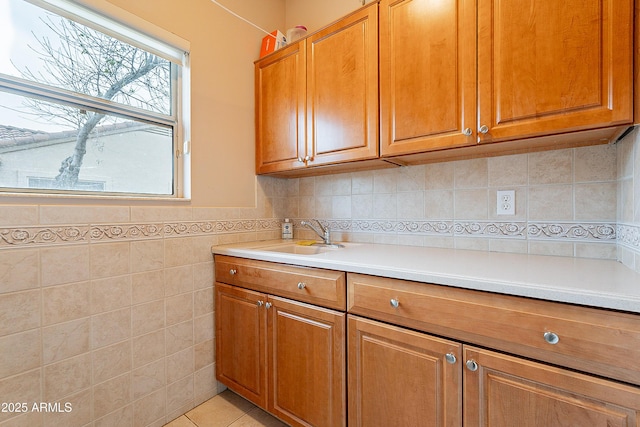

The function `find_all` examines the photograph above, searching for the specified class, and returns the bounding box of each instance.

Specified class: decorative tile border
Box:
[164,219,283,237]
[91,224,164,240]
[617,223,640,252]
[0,219,282,248]
[0,218,621,248]
[454,222,527,238]
[164,222,215,236]
[296,219,617,242]
[350,220,454,235]
[528,223,616,241]
[0,225,90,246]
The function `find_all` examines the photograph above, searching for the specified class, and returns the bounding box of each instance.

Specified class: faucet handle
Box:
[313,219,329,239]
[316,220,328,233]
[301,219,332,244]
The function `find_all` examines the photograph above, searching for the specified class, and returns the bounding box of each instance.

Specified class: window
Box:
[0,0,190,197]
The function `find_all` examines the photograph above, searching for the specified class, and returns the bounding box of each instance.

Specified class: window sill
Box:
[0,191,191,204]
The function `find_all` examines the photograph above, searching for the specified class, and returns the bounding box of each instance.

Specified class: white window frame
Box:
[0,0,191,199]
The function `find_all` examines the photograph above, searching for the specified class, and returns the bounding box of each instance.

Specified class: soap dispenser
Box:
[282,218,293,239]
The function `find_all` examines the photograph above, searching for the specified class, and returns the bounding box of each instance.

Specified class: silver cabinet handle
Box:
[304,155,312,162]
[297,157,304,163]
[544,331,560,345]
[297,282,306,290]
[390,298,399,308]
[445,353,457,364]
[466,359,478,371]
[479,125,489,134]
[257,300,264,307]
[462,128,472,136]
[229,269,237,275]
[265,302,272,309]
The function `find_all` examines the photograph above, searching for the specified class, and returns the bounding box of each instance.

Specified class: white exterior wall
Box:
[0,128,173,194]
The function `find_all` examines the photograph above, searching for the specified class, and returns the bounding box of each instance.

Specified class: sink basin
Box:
[258,242,342,255]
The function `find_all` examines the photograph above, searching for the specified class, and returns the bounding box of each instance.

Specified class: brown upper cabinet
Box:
[255,3,379,175]
[379,0,477,156]
[256,0,635,176]
[380,0,634,158]
[255,41,306,175]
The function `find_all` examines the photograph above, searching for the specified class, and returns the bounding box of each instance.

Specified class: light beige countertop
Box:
[211,239,640,314]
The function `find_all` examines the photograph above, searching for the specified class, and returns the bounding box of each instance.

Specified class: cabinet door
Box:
[348,315,462,427]
[267,296,346,427]
[215,282,267,408]
[380,0,477,156]
[464,346,640,427]
[477,0,633,143]
[306,4,379,167]
[255,41,306,174]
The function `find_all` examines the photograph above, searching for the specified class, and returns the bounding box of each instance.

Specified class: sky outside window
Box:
[0,0,171,132]
[0,0,66,131]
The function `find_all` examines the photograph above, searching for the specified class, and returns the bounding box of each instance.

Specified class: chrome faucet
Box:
[300,219,334,245]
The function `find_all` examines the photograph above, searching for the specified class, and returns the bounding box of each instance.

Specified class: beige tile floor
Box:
[164,390,288,427]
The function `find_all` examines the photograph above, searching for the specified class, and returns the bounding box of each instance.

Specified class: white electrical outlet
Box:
[496,190,515,215]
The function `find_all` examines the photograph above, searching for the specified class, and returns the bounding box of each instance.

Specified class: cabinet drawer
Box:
[215,255,346,310]
[348,273,640,386]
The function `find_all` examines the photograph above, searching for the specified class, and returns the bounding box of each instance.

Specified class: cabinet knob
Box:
[229,269,237,275]
[265,302,272,309]
[297,282,306,290]
[462,128,473,136]
[256,300,264,307]
[297,157,304,163]
[390,298,400,308]
[304,155,312,162]
[466,359,478,371]
[445,353,457,364]
[479,125,489,134]
[543,331,560,345]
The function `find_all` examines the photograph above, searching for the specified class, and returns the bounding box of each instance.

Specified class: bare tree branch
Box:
[15,13,170,189]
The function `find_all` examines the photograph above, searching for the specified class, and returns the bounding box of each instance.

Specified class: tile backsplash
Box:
[271,142,624,260]
[1,129,640,426]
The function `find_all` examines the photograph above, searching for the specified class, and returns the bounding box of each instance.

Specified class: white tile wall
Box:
[617,127,640,271]
[0,182,282,427]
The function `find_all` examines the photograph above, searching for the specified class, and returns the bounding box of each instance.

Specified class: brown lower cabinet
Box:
[215,255,640,426]
[464,346,640,427]
[347,315,462,426]
[348,314,640,427]
[215,282,346,427]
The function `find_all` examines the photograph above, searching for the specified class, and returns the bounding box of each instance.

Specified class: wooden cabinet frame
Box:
[347,272,640,426]
[348,315,462,427]
[255,3,381,176]
[255,42,307,174]
[476,0,633,143]
[214,256,347,427]
[214,252,640,426]
[379,0,635,164]
[464,346,640,426]
[268,296,346,427]
[379,0,477,155]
